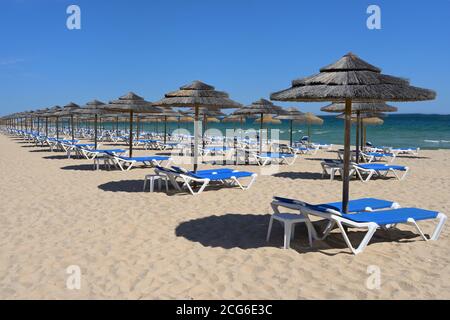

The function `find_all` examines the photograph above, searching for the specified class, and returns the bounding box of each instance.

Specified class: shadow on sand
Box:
[61,164,96,171]
[175,213,421,255]
[272,171,324,180]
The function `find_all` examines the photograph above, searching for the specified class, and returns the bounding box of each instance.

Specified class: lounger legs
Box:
[407,213,447,241]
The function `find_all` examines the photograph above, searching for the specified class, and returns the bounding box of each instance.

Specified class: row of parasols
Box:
[0,53,436,213]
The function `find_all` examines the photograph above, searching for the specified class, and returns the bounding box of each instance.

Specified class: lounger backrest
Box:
[273,196,342,216]
[171,166,188,174]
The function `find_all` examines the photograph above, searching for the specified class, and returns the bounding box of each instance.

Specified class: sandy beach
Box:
[0,133,449,299]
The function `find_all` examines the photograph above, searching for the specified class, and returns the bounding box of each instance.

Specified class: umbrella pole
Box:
[94,114,98,150]
[116,116,119,138]
[342,98,352,214]
[56,117,59,140]
[355,111,360,163]
[308,122,311,144]
[259,112,263,154]
[164,116,167,144]
[202,114,206,151]
[45,117,48,137]
[193,106,199,172]
[37,117,40,135]
[129,111,133,157]
[360,121,364,151]
[71,115,75,142]
[364,125,367,147]
[289,119,293,147]
[136,116,140,142]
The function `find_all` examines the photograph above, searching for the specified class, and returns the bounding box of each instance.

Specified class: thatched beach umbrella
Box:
[274,107,305,146]
[56,102,80,142]
[34,108,49,135]
[337,113,386,148]
[271,52,435,213]
[153,81,242,172]
[42,106,63,139]
[152,108,182,144]
[322,102,397,162]
[73,100,108,149]
[253,114,282,125]
[233,98,284,153]
[292,112,323,143]
[100,92,162,157]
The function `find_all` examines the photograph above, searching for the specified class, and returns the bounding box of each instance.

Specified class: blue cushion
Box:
[342,208,438,225]
[358,164,407,171]
[260,152,294,158]
[274,197,395,213]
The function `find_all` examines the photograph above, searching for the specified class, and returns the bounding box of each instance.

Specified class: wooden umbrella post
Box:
[71,115,75,142]
[94,114,98,150]
[342,98,352,213]
[360,121,364,151]
[164,115,167,144]
[289,119,293,147]
[259,112,263,154]
[129,111,133,157]
[193,106,199,172]
[56,117,59,140]
[45,117,48,137]
[355,111,360,163]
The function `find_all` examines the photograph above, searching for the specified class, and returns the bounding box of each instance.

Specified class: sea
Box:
[97,114,450,150]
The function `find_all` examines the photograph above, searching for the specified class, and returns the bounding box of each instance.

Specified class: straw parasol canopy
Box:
[362,117,384,125]
[153,80,242,109]
[74,100,109,149]
[253,115,281,124]
[336,112,386,120]
[270,52,436,213]
[271,53,436,103]
[41,106,63,139]
[320,102,397,113]
[55,102,81,141]
[153,81,242,172]
[100,92,162,157]
[222,114,242,123]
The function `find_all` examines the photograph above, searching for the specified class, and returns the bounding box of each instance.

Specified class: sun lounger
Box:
[321,160,408,182]
[252,152,297,166]
[155,166,257,195]
[361,152,396,163]
[271,197,447,254]
[107,154,172,171]
[353,163,409,182]
[390,147,420,156]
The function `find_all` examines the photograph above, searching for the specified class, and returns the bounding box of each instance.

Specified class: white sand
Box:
[0,134,449,299]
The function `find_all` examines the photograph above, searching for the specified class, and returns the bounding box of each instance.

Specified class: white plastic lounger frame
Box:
[156,169,257,195]
[252,152,298,166]
[110,155,172,171]
[271,199,446,255]
[353,164,409,182]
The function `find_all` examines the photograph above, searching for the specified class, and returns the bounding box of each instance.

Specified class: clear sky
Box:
[1,0,449,116]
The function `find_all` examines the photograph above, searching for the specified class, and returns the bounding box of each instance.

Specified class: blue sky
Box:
[1,0,449,116]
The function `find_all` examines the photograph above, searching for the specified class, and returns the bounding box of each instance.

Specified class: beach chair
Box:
[352,163,409,182]
[107,154,172,171]
[252,152,297,166]
[321,159,344,180]
[155,166,257,195]
[360,151,396,163]
[391,147,420,156]
[311,142,333,150]
[271,197,447,254]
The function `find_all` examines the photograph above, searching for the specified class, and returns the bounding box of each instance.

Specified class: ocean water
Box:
[96,114,450,150]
